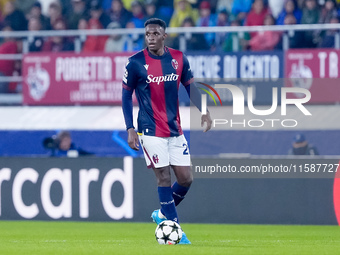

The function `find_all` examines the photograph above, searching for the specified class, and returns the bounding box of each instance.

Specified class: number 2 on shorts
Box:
[183,143,189,155]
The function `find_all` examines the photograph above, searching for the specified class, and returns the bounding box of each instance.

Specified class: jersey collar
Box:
[146,46,169,60]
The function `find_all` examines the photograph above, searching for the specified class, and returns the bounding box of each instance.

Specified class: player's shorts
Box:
[138,134,191,169]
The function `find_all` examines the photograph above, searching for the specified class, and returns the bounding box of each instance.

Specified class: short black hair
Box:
[144,18,166,31]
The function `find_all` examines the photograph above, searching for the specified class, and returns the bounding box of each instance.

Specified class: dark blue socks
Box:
[158,182,190,222]
[172,182,190,206]
[158,186,178,223]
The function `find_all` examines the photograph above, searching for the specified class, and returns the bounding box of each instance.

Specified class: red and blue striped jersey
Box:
[122,47,194,137]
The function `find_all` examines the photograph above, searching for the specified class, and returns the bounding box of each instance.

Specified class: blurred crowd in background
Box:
[0,0,340,93]
[1,0,340,52]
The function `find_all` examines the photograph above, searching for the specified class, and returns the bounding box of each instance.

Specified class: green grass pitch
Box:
[0,221,340,255]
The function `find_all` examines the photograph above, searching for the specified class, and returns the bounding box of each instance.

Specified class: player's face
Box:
[145,24,166,54]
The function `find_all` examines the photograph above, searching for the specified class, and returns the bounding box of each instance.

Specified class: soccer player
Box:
[122,18,212,244]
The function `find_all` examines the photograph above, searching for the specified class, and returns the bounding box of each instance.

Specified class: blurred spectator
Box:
[15,0,36,14]
[196,1,217,48]
[301,0,320,25]
[40,0,56,16]
[42,18,74,51]
[156,0,174,9]
[8,59,21,93]
[0,24,13,44]
[231,0,253,22]
[169,0,199,29]
[276,14,304,49]
[217,0,234,14]
[82,18,108,52]
[194,0,219,13]
[0,24,21,93]
[277,0,302,25]
[122,0,135,10]
[319,16,339,47]
[217,8,229,26]
[0,37,22,93]
[248,14,281,50]
[28,17,44,52]
[288,133,319,155]
[60,0,74,18]
[297,0,305,9]
[77,17,87,49]
[44,131,93,157]
[145,0,158,20]
[101,0,112,11]
[108,0,133,29]
[67,0,89,30]
[268,0,284,18]
[46,2,63,30]
[123,21,144,51]
[155,0,174,25]
[172,17,209,51]
[0,0,13,13]
[3,1,27,31]
[223,19,250,51]
[27,1,49,30]
[244,0,269,37]
[130,0,146,28]
[90,0,111,28]
[319,0,338,24]
[78,17,87,29]
[105,21,126,52]
[314,0,338,45]
[215,8,229,50]
[301,0,320,47]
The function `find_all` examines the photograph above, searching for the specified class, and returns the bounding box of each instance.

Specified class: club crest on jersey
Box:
[171,59,178,70]
[153,154,159,164]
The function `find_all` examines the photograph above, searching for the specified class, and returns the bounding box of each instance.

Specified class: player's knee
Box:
[154,166,171,186]
[156,172,171,187]
[157,176,171,187]
[178,175,193,187]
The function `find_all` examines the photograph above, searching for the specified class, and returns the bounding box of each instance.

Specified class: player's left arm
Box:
[185,83,212,132]
[181,54,212,132]
[122,60,140,150]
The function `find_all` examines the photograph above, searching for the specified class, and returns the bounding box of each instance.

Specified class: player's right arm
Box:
[122,60,139,151]
[127,127,139,151]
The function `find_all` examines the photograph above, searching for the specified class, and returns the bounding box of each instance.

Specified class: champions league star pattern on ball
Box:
[155,220,182,245]
[122,46,194,137]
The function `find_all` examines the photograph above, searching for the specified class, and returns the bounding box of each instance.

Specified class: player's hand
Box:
[201,111,212,132]
[127,128,140,151]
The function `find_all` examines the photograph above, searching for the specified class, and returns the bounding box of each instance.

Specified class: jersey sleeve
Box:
[122,59,138,130]
[181,54,194,87]
[122,59,138,91]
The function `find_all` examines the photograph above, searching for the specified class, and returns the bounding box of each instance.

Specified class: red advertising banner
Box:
[22,52,132,105]
[285,49,340,104]
[23,50,340,105]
